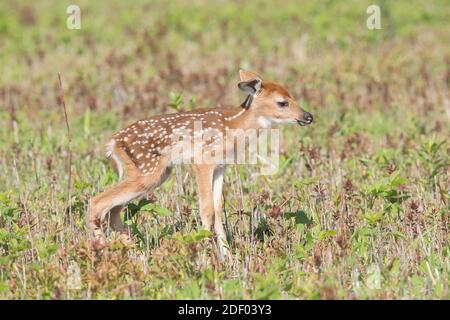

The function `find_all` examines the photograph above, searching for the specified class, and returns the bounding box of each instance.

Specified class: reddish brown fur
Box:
[261,81,293,98]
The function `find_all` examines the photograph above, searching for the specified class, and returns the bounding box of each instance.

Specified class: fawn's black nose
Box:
[304,112,313,123]
[296,112,313,126]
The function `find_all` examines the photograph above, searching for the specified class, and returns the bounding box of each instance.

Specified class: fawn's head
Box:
[238,70,313,127]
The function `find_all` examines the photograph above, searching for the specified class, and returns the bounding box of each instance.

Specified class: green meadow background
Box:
[0,0,448,299]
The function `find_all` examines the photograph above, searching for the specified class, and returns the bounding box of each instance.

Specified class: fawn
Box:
[87,70,313,259]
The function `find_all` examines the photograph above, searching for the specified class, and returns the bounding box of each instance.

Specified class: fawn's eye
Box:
[277,100,289,108]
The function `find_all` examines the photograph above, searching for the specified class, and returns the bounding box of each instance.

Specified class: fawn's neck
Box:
[224,106,270,130]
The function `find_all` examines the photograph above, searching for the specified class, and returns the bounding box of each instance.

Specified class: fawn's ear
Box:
[238,70,262,109]
[239,69,261,82]
[238,77,262,95]
[238,76,262,109]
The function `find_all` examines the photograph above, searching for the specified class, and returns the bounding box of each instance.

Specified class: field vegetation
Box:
[0,0,448,299]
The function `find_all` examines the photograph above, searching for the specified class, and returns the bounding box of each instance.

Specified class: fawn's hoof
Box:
[91,231,108,251]
[112,232,136,248]
[216,241,231,263]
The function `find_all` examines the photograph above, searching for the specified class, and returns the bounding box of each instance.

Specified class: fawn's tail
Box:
[105,139,140,180]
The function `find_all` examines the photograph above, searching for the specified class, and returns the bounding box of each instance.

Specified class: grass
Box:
[0,0,449,299]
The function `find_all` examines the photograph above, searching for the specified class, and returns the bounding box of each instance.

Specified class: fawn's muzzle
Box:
[297,112,313,126]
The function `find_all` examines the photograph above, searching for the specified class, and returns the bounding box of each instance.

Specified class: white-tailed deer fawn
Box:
[87,70,313,260]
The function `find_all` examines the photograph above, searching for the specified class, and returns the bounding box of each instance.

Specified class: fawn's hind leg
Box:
[87,161,172,244]
[87,178,147,242]
[107,169,171,235]
[108,205,126,233]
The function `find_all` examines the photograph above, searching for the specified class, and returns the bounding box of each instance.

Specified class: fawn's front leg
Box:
[212,166,229,259]
[193,164,214,230]
[193,164,229,261]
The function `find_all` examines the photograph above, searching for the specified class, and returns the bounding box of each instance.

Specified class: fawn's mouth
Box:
[296,119,313,126]
[296,112,314,126]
